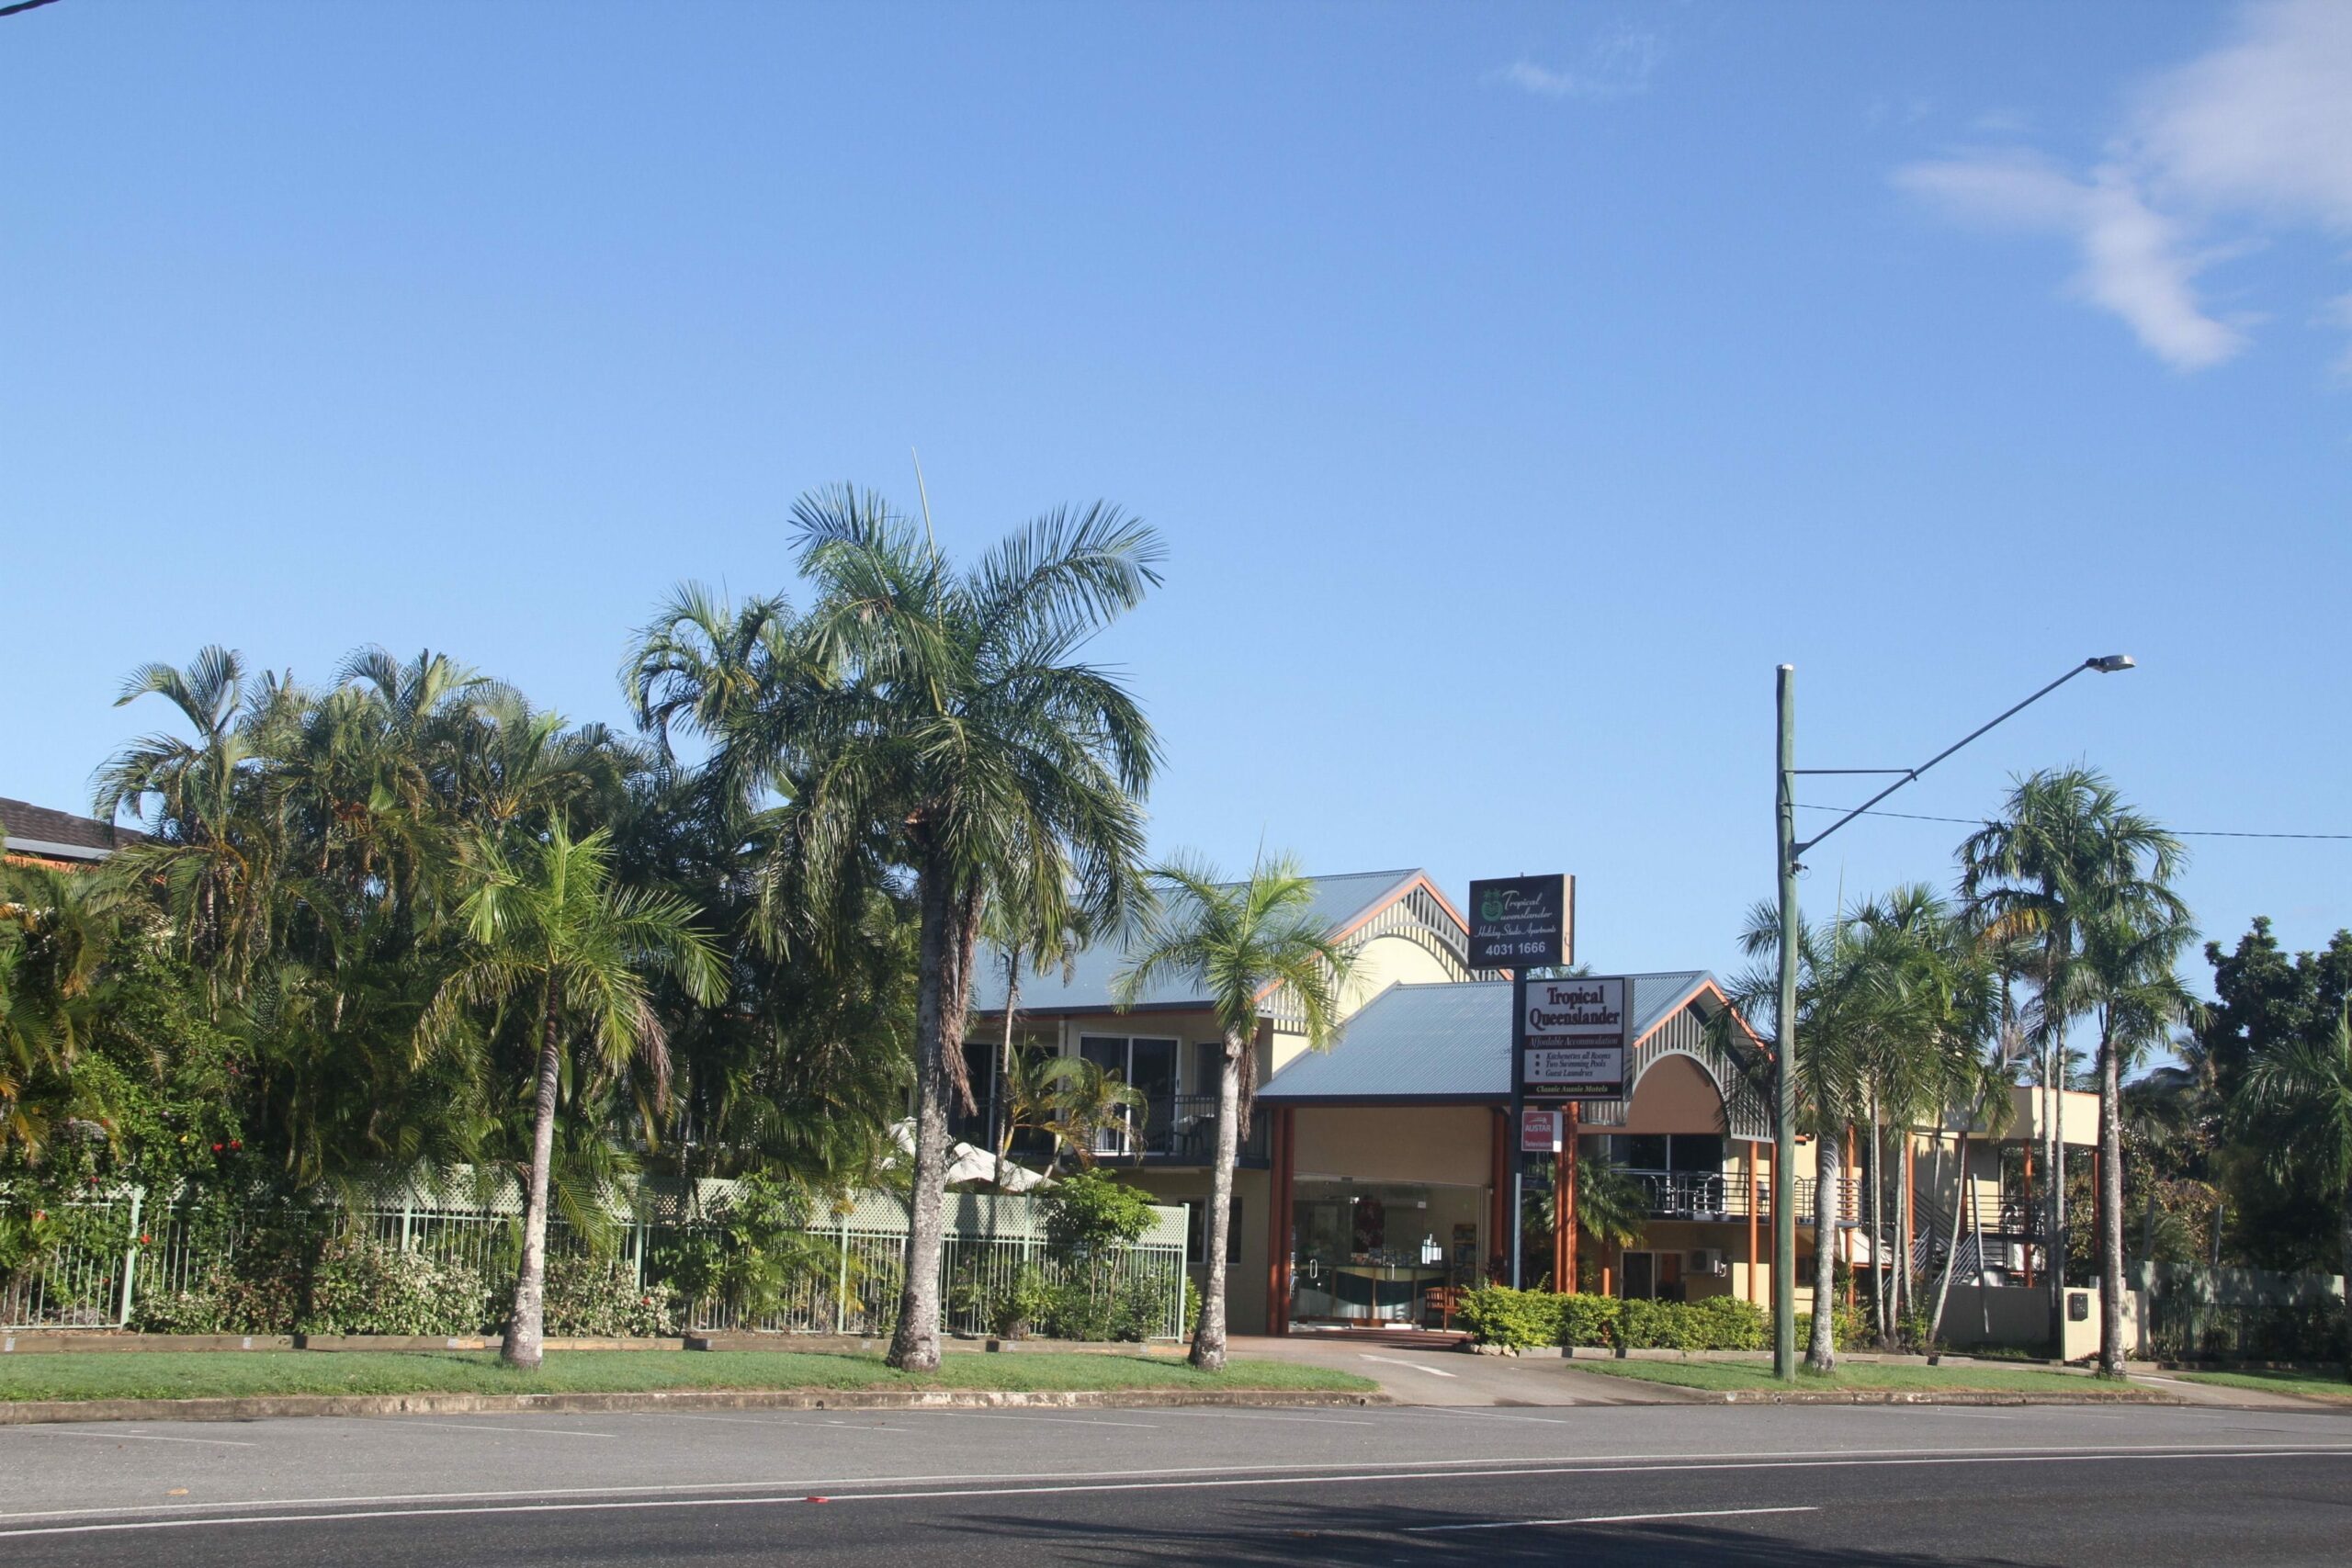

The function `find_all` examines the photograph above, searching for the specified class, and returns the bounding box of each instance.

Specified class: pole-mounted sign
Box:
[1466,874,1573,971]
[1519,1107,1563,1155]
[1514,975,1629,1100]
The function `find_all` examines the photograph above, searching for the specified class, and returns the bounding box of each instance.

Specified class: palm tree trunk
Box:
[503,993,562,1371]
[1192,1031,1244,1371]
[1808,1124,1839,1372]
[2098,1017,2126,1375]
[1929,1129,1967,1345]
[2044,1042,2065,1356]
[888,863,973,1373]
[995,944,1022,1190]
[1898,1137,1916,1340]
[1867,1100,1887,1348]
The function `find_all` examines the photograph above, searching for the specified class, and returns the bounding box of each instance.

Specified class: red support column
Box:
[1555,1103,1579,1292]
[1265,1108,1295,1336]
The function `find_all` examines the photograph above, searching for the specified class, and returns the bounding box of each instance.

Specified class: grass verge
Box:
[0,1349,1374,1404]
[1566,1359,2119,1395]
[2172,1368,2352,1404]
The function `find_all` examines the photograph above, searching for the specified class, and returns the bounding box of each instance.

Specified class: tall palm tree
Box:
[2232,1007,2352,1368]
[722,489,1161,1371]
[1113,853,1352,1371]
[1962,767,2188,1372]
[418,821,724,1369]
[96,647,285,988]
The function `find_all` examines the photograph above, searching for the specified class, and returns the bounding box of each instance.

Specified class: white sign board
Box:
[1516,975,1629,1100]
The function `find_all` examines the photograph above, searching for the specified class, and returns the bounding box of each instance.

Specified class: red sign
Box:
[1519,1107,1561,1155]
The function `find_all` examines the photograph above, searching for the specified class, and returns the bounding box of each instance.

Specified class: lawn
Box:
[0,1349,1375,1404]
[2173,1368,2352,1404]
[1566,1359,2126,1396]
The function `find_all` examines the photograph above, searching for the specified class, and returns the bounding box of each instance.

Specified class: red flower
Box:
[139,1235,152,1247]
[211,1144,223,1153]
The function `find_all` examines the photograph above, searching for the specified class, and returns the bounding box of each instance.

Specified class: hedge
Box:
[1456,1285,1860,1353]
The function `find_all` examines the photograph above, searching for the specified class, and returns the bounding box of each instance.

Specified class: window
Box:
[1584,1134,1724,1175]
[1076,1035,1179,1154]
[1186,1197,1243,1267]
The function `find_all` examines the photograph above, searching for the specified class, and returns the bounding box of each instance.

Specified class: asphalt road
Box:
[3,1402,2347,1565]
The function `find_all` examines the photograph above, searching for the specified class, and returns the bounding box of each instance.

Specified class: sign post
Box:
[1511,975,1630,1290]
[1472,874,1572,1291]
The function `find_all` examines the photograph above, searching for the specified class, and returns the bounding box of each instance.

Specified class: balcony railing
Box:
[1091,1094,1269,1166]
[1614,1170,1858,1224]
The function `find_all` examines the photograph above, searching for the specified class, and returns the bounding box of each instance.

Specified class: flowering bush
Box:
[540,1253,678,1337]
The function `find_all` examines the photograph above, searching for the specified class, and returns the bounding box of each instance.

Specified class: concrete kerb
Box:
[0,1384,1390,1427]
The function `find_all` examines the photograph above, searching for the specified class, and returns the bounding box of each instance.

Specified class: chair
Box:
[1421,1285,1462,1329]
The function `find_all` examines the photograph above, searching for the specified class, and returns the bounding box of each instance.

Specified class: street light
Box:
[1769,655,2133,1381]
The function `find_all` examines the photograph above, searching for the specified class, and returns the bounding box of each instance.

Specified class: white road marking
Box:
[1,1446,2345,1540]
[1411,1505,1821,1533]
[1160,1408,1378,1427]
[1415,1407,1578,1425]
[1360,1355,1459,1380]
[912,1411,1159,1429]
[395,1420,615,1438]
[6,1435,2346,1528]
[10,1429,259,1448]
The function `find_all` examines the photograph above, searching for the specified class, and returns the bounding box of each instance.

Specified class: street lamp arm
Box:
[1790,659,2114,861]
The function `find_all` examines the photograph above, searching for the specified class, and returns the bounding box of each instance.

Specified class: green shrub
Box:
[302,1231,490,1336]
[1795,1302,1869,1351]
[1556,1292,1622,1348]
[1456,1284,1563,1349]
[1617,1295,1768,1351]
[540,1253,678,1337]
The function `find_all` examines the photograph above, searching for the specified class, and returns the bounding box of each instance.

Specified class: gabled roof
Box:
[1256,970,1716,1104]
[1,797,142,863]
[971,868,1450,1016]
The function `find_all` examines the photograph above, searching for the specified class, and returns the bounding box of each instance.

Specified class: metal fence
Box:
[2,1179,1191,1341]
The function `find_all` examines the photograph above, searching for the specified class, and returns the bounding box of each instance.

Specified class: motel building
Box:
[967,866,2102,1346]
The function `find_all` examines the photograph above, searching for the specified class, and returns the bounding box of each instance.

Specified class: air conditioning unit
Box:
[1685,1247,1727,1277]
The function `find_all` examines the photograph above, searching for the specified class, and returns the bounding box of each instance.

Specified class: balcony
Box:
[1613,1170,1858,1224]
[1091,1094,1270,1168]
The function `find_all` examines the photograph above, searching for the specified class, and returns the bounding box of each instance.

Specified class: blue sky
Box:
[6,1,2348,995]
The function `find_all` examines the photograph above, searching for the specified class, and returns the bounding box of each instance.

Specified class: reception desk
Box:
[1292,1262,1447,1324]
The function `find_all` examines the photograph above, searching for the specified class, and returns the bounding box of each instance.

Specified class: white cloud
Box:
[1497,25,1661,103]
[1896,0,2352,372]
[1894,154,2248,369]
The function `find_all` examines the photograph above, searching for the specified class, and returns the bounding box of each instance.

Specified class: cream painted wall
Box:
[1292,1106,1494,1189]
[1619,1054,1727,1136]
[1120,1166,1272,1335]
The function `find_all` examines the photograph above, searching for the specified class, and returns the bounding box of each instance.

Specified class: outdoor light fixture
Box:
[2087,654,2136,673]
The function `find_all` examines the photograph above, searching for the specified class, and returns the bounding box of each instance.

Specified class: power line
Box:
[1794,803,2352,841]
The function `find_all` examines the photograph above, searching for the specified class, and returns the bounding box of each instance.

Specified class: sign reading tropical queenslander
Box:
[1515,975,1629,1100]
[1466,874,1573,970]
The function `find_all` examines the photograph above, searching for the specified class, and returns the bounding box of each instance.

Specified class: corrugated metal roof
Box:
[1258,970,1713,1102]
[971,868,1430,1015]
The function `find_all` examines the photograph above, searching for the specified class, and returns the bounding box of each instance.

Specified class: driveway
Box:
[1227,1335,1690,1405]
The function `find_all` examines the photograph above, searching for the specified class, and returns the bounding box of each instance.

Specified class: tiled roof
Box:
[1257,971,1714,1103]
[0,797,142,861]
[971,869,1435,1015]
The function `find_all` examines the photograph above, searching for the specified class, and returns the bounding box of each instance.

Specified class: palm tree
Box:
[722,489,1161,1372]
[1113,852,1352,1371]
[96,647,284,988]
[1963,768,2188,1373]
[418,821,724,1369]
[1000,1050,1147,1174]
[2233,1007,2352,1371]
